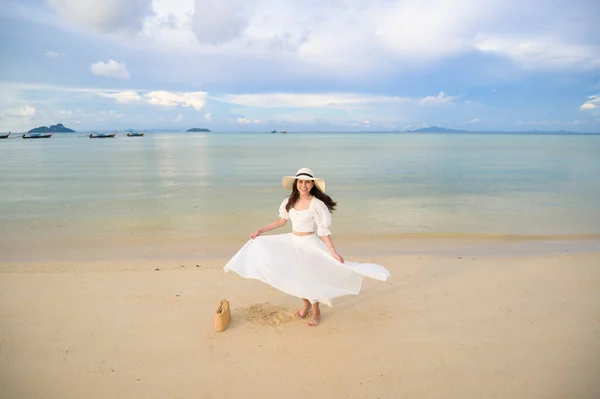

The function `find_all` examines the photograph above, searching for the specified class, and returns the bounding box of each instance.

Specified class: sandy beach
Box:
[1,245,599,398]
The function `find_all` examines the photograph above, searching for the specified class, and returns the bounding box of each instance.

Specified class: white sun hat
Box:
[282,167,326,192]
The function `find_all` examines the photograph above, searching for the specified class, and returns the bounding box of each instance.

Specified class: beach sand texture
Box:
[2,133,600,397]
[1,251,599,398]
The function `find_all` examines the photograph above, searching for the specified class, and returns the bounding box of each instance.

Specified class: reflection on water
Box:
[1,132,599,246]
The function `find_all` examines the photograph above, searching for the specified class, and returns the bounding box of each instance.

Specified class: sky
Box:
[0,0,599,132]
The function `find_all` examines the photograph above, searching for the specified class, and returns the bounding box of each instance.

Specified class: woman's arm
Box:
[321,235,344,263]
[250,218,287,239]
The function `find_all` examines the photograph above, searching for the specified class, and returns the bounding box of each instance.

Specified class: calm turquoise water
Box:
[1,132,599,249]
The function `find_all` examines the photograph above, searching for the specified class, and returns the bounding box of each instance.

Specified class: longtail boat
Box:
[22,133,53,139]
[89,132,117,138]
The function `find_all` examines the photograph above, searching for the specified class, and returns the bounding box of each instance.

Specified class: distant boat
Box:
[0,131,10,139]
[22,133,53,139]
[89,131,116,138]
[280,130,287,134]
[127,130,144,137]
[270,130,277,134]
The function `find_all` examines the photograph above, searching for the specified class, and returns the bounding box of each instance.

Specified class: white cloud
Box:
[47,0,153,33]
[145,91,207,110]
[295,1,599,71]
[191,0,247,45]
[4,106,36,118]
[44,50,64,58]
[0,81,137,94]
[90,59,131,79]
[363,120,370,125]
[580,95,600,111]
[96,90,142,103]
[151,0,194,21]
[466,118,481,123]
[105,110,125,119]
[0,82,208,111]
[475,37,600,70]
[141,0,595,72]
[237,117,260,124]
[218,92,412,109]
[204,112,212,122]
[95,88,207,111]
[373,1,493,59]
[9,0,596,77]
[174,112,183,122]
[420,92,456,105]
[139,0,198,51]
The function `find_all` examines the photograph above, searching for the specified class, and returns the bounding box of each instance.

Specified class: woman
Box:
[224,168,390,327]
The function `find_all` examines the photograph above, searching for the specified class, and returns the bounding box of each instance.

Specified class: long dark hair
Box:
[286,180,337,213]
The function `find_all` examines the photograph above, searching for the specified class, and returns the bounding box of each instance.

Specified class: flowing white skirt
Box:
[223,233,390,307]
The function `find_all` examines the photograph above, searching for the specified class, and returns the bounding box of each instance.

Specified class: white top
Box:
[278,196,332,236]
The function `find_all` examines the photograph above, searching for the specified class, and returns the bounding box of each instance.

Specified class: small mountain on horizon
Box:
[407,126,469,133]
[186,128,211,132]
[28,123,75,133]
[404,126,597,134]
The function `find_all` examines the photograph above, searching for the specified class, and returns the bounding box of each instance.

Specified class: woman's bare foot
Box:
[294,299,311,319]
[307,313,320,327]
[308,302,321,327]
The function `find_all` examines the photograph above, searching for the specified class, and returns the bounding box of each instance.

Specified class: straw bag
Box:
[215,299,231,332]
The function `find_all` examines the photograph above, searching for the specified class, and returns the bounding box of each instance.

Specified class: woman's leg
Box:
[308,302,320,327]
[295,298,311,319]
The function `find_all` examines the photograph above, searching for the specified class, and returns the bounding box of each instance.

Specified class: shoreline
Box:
[1,233,599,265]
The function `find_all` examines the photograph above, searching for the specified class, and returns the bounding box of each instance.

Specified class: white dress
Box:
[223,196,390,306]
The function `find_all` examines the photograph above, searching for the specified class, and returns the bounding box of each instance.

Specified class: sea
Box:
[1,132,599,261]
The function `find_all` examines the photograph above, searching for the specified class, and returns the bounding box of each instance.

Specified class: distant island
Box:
[28,123,75,133]
[408,126,468,133]
[403,126,596,134]
[186,128,211,132]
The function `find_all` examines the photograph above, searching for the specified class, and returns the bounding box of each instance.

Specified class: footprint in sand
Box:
[236,303,297,327]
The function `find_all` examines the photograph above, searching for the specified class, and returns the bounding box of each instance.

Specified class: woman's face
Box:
[296,179,314,195]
